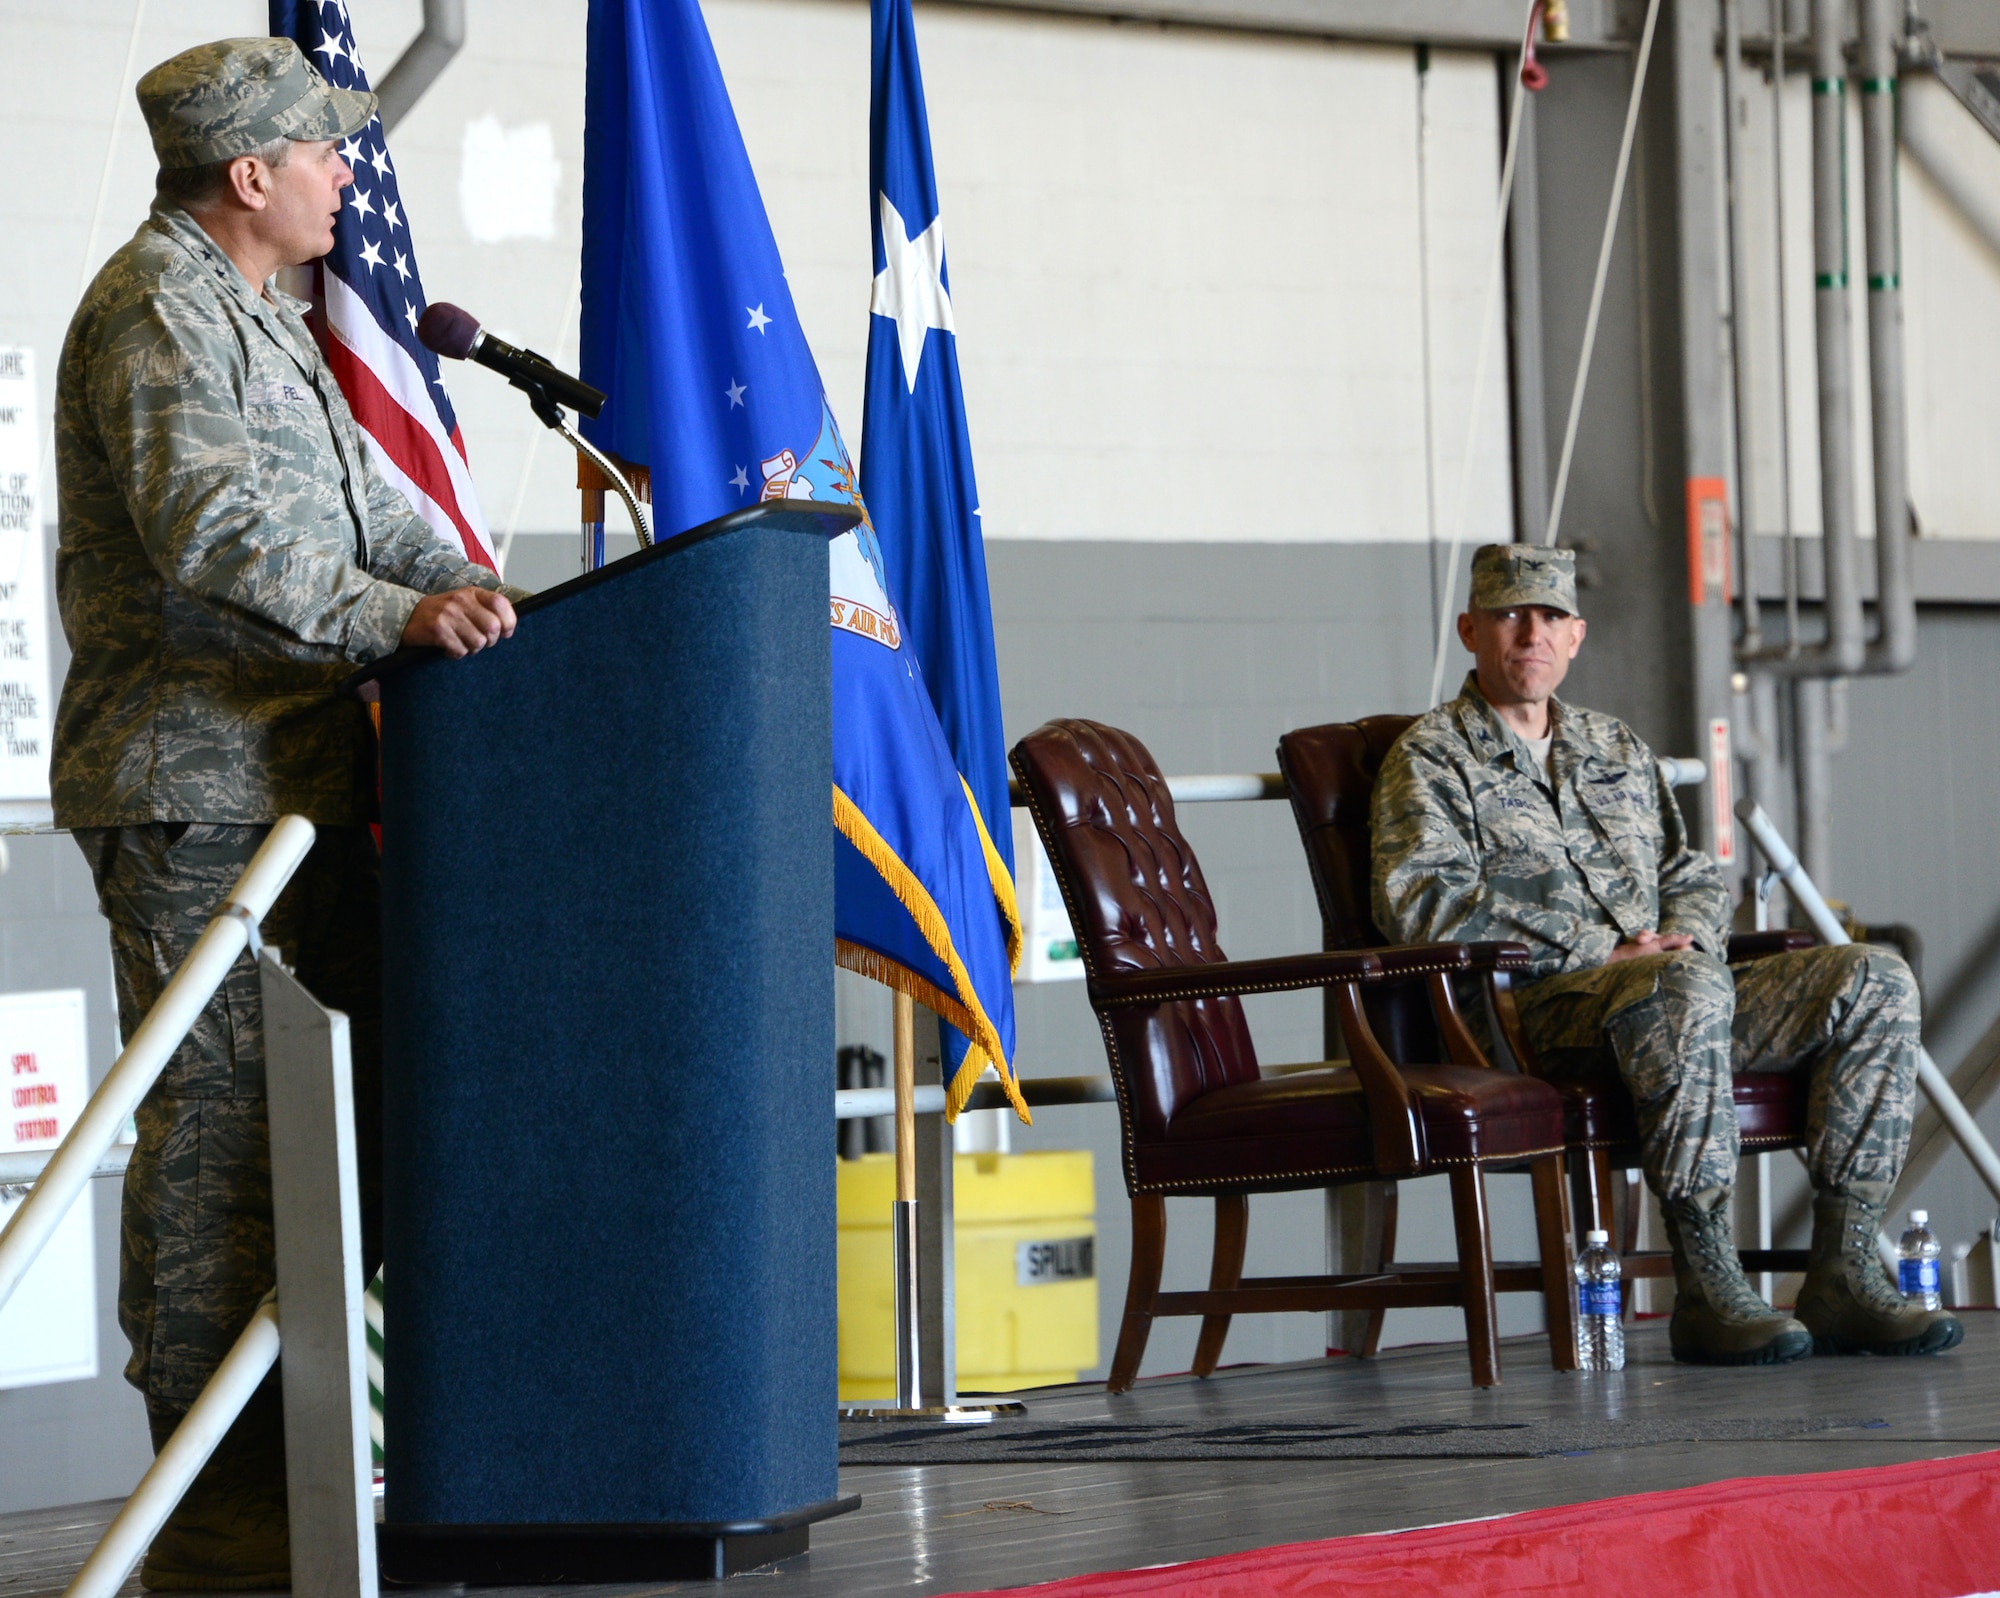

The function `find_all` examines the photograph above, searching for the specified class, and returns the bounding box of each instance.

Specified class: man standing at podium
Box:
[51,39,519,1590]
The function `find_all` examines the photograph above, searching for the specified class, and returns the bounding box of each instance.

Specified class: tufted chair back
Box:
[1010,720,1261,1143]
[1277,716,1443,1066]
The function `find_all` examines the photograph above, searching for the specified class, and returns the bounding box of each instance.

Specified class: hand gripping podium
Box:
[361,503,861,1583]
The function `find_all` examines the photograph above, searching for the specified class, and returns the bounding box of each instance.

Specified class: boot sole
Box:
[1670,1329,1814,1367]
[1810,1319,1966,1358]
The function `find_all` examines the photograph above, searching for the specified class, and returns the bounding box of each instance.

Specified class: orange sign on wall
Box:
[1686,477,1732,607]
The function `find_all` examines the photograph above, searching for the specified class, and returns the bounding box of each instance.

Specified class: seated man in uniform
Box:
[1370,543,1960,1366]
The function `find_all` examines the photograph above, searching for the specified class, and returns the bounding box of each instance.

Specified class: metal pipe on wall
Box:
[374,0,465,132]
[1793,676,1833,886]
[1807,0,1866,676]
[1731,0,1921,900]
[1860,0,1917,672]
[1721,0,1763,656]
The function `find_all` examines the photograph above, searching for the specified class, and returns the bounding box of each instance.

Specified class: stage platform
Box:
[12,1314,2000,1597]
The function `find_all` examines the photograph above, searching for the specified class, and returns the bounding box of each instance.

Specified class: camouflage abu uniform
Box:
[52,40,515,1559]
[1371,613,1919,1209]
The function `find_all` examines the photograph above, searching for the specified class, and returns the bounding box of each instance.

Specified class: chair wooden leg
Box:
[1192,1193,1248,1377]
[1530,1153,1581,1372]
[1360,1181,1398,1359]
[1108,1194,1166,1394]
[1448,1164,1502,1388]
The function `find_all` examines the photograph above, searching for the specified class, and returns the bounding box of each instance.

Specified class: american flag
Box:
[272,0,496,570]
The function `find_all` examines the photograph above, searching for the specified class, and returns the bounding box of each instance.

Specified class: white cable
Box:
[496,271,585,579]
[1542,0,1663,547]
[1425,7,1537,708]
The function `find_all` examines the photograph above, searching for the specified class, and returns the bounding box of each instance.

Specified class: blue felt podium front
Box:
[370,506,853,1581]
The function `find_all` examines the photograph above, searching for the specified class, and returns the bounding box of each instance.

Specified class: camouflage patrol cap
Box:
[137,38,375,171]
[1469,543,1580,617]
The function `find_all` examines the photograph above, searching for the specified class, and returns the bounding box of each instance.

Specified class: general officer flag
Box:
[579,0,1022,1117]
[860,0,1021,1091]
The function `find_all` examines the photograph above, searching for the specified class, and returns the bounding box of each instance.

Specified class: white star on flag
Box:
[383,197,402,231]
[317,31,348,66]
[871,192,954,394]
[357,237,384,271]
[340,134,363,164]
[729,465,751,492]
[746,304,772,334]
[369,145,393,180]
[725,379,746,408]
[403,303,420,332]
[392,250,411,283]
[348,186,376,221]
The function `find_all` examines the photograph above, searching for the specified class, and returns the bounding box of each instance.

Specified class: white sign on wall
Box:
[0,989,97,1389]
[0,347,53,821]
[1012,811,1084,984]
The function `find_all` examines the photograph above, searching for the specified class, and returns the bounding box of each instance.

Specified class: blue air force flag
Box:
[860,0,1021,1095]
[578,0,1022,1117]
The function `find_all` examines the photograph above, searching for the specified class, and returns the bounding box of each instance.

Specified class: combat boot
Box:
[1660,1188,1813,1366]
[138,1479,290,1591]
[139,1406,291,1592]
[1795,1184,1964,1356]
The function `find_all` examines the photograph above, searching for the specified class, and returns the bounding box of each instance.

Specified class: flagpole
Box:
[891,990,922,1410]
[840,985,1022,1424]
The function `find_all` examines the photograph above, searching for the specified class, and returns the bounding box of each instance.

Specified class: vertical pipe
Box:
[1773,4,1803,653]
[1793,675,1833,890]
[1860,0,1917,671]
[1809,0,1864,673]
[1506,65,1550,547]
[1722,0,1762,653]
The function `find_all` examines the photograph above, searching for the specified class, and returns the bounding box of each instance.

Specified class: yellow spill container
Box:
[837,1150,1098,1398]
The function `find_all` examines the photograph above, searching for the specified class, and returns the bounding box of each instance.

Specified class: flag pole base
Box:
[837,1402,1026,1425]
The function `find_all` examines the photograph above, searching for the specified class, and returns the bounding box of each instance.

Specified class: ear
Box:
[224,154,271,212]
[1455,611,1476,653]
[1567,617,1587,657]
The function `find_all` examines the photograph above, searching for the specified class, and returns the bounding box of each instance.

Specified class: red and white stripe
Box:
[317,267,497,572]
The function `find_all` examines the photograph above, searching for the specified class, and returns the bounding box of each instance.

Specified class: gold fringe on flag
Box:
[959,775,1023,977]
[833,784,1030,1123]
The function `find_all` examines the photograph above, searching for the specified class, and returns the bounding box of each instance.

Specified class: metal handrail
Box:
[1737,798,2000,1208]
[0,817,316,1313]
[1007,758,1705,808]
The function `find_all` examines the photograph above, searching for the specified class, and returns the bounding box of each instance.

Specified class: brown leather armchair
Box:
[1275,716,1814,1295]
[1011,719,1580,1390]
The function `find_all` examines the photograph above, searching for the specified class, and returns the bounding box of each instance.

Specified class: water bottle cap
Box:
[1585,1229,1609,1245]
[1911,1209,1928,1225]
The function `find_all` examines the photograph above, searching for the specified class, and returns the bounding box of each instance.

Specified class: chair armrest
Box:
[1369,944,1472,979]
[1728,930,1816,961]
[1463,941,1532,971]
[1089,949,1382,1010]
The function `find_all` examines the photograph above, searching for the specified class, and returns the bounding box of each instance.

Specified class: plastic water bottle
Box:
[1575,1229,1625,1371]
[1897,1209,1943,1311]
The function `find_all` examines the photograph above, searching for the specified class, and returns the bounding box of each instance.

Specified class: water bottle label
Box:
[1899,1258,1939,1296]
[1578,1282,1620,1317]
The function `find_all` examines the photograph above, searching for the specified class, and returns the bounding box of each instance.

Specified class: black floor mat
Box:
[837,1412,1889,1462]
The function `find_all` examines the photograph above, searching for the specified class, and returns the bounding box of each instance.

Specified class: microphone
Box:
[417,302,606,419]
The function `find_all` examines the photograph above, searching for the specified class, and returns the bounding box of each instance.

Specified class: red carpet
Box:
[960,1449,2000,1597]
